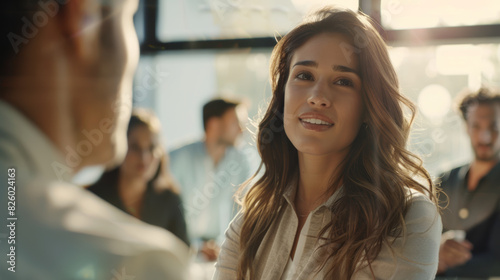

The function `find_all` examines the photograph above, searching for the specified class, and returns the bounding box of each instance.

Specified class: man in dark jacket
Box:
[438,88,500,278]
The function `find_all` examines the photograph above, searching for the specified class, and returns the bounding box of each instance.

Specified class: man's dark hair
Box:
[202,98,239,131]
[459,87,500,121]
[0,1,67,75]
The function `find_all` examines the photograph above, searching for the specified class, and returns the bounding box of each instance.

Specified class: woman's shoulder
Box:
[145,188,182,209]
[403,187,441,234]
[86,181,116,199]
[231,210,246,227]
[363,188,441,279]
[85,168,119,197]
[222,210,246,237]
[404,187,435,204]
[153,188,181,201]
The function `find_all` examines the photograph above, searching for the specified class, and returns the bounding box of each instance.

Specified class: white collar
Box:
[0,100,71,182]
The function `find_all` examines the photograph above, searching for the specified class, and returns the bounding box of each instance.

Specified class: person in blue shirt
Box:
[169,98,251,261]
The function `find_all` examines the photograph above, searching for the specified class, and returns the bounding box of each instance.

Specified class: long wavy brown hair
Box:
[237,7,438,279]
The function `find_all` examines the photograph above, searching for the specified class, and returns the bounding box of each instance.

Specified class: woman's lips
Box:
[300,119,334,131]
[298,112,334,132]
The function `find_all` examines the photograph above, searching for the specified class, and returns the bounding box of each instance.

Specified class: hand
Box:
[437,238,473,274]
[200,239,220,262]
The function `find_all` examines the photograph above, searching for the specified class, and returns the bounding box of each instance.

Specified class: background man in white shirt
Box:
[170,98,251,261]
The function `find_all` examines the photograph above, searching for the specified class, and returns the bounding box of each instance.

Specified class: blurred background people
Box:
[437,88,500,277]
[88,109,189,246]
[169,98,251,261]
[0,1,189,279]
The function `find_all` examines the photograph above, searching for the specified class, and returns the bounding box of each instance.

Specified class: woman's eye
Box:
[129,144,141,154]
[296,72,313,80]
[335,78,354,87]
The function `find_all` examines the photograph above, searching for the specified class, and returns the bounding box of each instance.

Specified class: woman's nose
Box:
[307,81,331,108]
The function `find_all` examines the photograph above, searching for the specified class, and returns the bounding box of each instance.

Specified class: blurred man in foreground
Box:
[0,1,189,279]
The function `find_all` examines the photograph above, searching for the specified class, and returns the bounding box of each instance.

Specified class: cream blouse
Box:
[213,182,442,280]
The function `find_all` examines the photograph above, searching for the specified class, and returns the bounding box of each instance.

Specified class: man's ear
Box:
[56,0,100,60]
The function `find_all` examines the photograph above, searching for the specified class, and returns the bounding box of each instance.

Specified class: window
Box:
[157,0,358,42]
[381,0,500,29]
[390,43,500,175]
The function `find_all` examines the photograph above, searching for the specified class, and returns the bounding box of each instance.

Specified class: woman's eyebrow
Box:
[332,65,360,77]
[292,61,360,77]
[292,60,318,68]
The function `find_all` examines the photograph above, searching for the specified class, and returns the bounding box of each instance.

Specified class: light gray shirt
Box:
[0,101,190,279]
[169,140,251,243]
[213,181,442,280]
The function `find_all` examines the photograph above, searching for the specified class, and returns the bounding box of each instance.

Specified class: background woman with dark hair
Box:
[88,108,189,246]
[214,7,441,280]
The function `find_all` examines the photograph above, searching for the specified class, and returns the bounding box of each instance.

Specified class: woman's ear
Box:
[362,115,369,129]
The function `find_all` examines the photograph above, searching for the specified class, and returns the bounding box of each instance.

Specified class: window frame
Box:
[138,0,500,54]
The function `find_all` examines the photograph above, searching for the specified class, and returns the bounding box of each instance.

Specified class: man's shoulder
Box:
[26,180,189,251]
[14,179,190,279]
[0,121,35,175]
[438,164,469,184]
[441,163,468,175]
[169,140,203,157]
[224,145,250,164]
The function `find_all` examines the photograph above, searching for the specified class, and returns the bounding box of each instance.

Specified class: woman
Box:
[87,108,190,246]
[214,7,441,280]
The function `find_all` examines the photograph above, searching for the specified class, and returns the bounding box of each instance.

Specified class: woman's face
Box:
[283,32,365,159]
[121,125,160,180]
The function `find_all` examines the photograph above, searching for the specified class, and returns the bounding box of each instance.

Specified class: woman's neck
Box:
[296,152,344,211]
[117,171,148,217]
